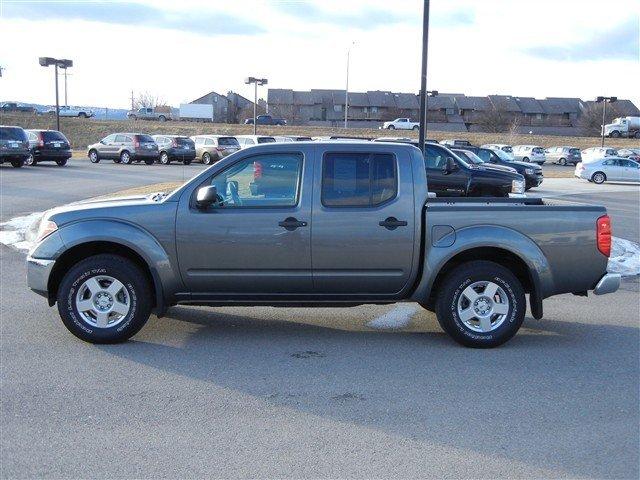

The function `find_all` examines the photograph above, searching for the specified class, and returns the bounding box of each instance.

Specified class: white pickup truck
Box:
[382,118,420,130]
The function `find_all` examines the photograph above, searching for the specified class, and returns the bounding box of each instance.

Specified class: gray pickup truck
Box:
[27,142,620,348]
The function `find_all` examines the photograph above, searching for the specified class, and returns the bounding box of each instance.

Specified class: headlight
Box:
[525,168,534,175]
[511,179,525,194]
[35,220,57,243]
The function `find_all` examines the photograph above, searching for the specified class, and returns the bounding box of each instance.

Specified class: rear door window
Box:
[322,152,397,207]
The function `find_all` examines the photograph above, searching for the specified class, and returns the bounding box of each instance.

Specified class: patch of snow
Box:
[367,303,419,330]
[608,237,640,277]
[0,212,43,252]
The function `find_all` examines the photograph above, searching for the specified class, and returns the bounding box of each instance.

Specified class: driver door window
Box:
[209,153,303,207]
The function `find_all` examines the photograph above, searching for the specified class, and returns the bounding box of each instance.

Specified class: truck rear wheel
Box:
[56,254,153,344]
[435,260,525,348]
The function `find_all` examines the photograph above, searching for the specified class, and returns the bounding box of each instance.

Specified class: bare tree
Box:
[579,103,623,136]
[475,106,512,133]
[133,92,167,110]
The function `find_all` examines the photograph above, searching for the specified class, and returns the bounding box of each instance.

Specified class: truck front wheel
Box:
[56,254,153,344]
[609,130,620,138]
[435,260,526,348]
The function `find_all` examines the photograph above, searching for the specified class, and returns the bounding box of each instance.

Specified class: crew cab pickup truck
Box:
[244,115,287,126]
[382,118,420,130]
[27,142,620,348]
[127,107,171,122]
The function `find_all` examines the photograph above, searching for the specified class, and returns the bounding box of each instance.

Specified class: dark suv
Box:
[87,133,159,165]
[0,126,30,168]
[25,129,72,166]
[152,135,196,165]
[456,146,543,190]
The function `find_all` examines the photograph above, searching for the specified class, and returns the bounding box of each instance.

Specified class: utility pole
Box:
[39,57,72,132]
[344,42,355,129]
[245,77,268,135]
[596,96,617,147]
[418,0,430,153]
[60,67,72,106]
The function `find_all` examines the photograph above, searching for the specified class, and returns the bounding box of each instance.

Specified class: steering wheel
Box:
[227,181,242,206]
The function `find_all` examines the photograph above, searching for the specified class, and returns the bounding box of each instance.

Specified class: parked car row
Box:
[1,125,72,167]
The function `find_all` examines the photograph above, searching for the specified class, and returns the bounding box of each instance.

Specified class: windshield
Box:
[455,150,484,165]
[493,148,514,161]
[257,137,276,144]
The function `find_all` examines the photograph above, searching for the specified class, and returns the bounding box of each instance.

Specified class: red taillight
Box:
[254,161,263,179]
[597,215,612,257]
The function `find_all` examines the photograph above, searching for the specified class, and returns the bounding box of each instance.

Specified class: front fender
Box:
[54,219,181,314]
[411,224,554,316]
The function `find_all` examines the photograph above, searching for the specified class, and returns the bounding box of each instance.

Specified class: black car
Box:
[0,102,36,114]
[0,125,30,168]
[244,114,286,126]
[25,129,72,166]
[152,135,196,165]
[455,146,543,190]
[453,149,518,174]
[373,138,524,197]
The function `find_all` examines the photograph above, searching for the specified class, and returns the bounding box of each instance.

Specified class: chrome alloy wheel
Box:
[457,281,510,333]
[75,275,130,328]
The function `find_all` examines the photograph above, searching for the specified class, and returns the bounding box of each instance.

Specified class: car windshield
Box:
[42,131,68,142]
[218,137,240,147]
[493,148,514,161]
[455,150,484,165]
[0,127,27,141]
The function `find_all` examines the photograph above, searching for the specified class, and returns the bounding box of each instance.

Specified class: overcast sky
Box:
[0,0,638,109]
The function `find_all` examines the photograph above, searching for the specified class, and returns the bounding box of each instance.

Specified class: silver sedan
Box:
[575,157,640,184]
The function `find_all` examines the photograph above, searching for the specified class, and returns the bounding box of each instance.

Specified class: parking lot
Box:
[1,159,638,477]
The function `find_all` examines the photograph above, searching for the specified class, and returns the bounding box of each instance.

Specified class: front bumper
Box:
[593,273,621,295]
[26,256,55,298]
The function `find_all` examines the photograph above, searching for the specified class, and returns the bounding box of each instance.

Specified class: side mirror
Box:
[443,157,458,174]
[196,186,219,209]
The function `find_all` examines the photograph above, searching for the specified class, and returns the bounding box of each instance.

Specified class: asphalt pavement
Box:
[1,159,639,478]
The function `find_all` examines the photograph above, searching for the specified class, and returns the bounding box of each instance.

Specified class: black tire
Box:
[610,130,620,138]
[56,254,152,344]
[120,151,132,164]
[56,158,68,166]
[202,152,212,165]
[522,157,530,163]
[159,152,170,165]
[11,160,24,168]
[78,112,87,118]
[634,131,640,139]
[25,154,35,166]
[592,171,606,184]
[558,158,567,166]
[88,149,100,163]
[144,158,155,165]
[435,260,526,348]
[413,125,419,130]
[387,125,395,130]
[158,115,166,122]
[183,159,192,165]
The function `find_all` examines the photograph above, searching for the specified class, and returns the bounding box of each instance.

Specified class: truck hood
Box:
[44,193,168,225]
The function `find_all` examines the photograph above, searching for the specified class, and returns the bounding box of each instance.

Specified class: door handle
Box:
[278,217,308,231]
[379,217,408,230]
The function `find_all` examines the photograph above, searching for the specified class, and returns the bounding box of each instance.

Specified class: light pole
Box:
[39,57,72,131]
[60,67,72,106]
[344,41,355,129]
[418,0,430,153]
[596,96,617,147]
[245,77,268,135]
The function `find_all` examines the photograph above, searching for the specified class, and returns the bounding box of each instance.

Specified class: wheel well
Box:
[426,247,533,309]
[592,171,606,180]
[47,241,156,307]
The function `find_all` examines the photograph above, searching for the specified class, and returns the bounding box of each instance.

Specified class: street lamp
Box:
[245,76,268,135]
[344,41,356,129]
[417,0,431,153]
[596,96,617,147]
[39,57,73,131]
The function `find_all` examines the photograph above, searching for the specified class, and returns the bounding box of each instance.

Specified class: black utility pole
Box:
[245,77,268,135]
[596,96,617,147]
[39,57,72,132]
[418,0,430,153]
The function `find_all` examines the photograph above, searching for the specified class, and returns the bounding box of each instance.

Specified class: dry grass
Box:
[3,111,639,151]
